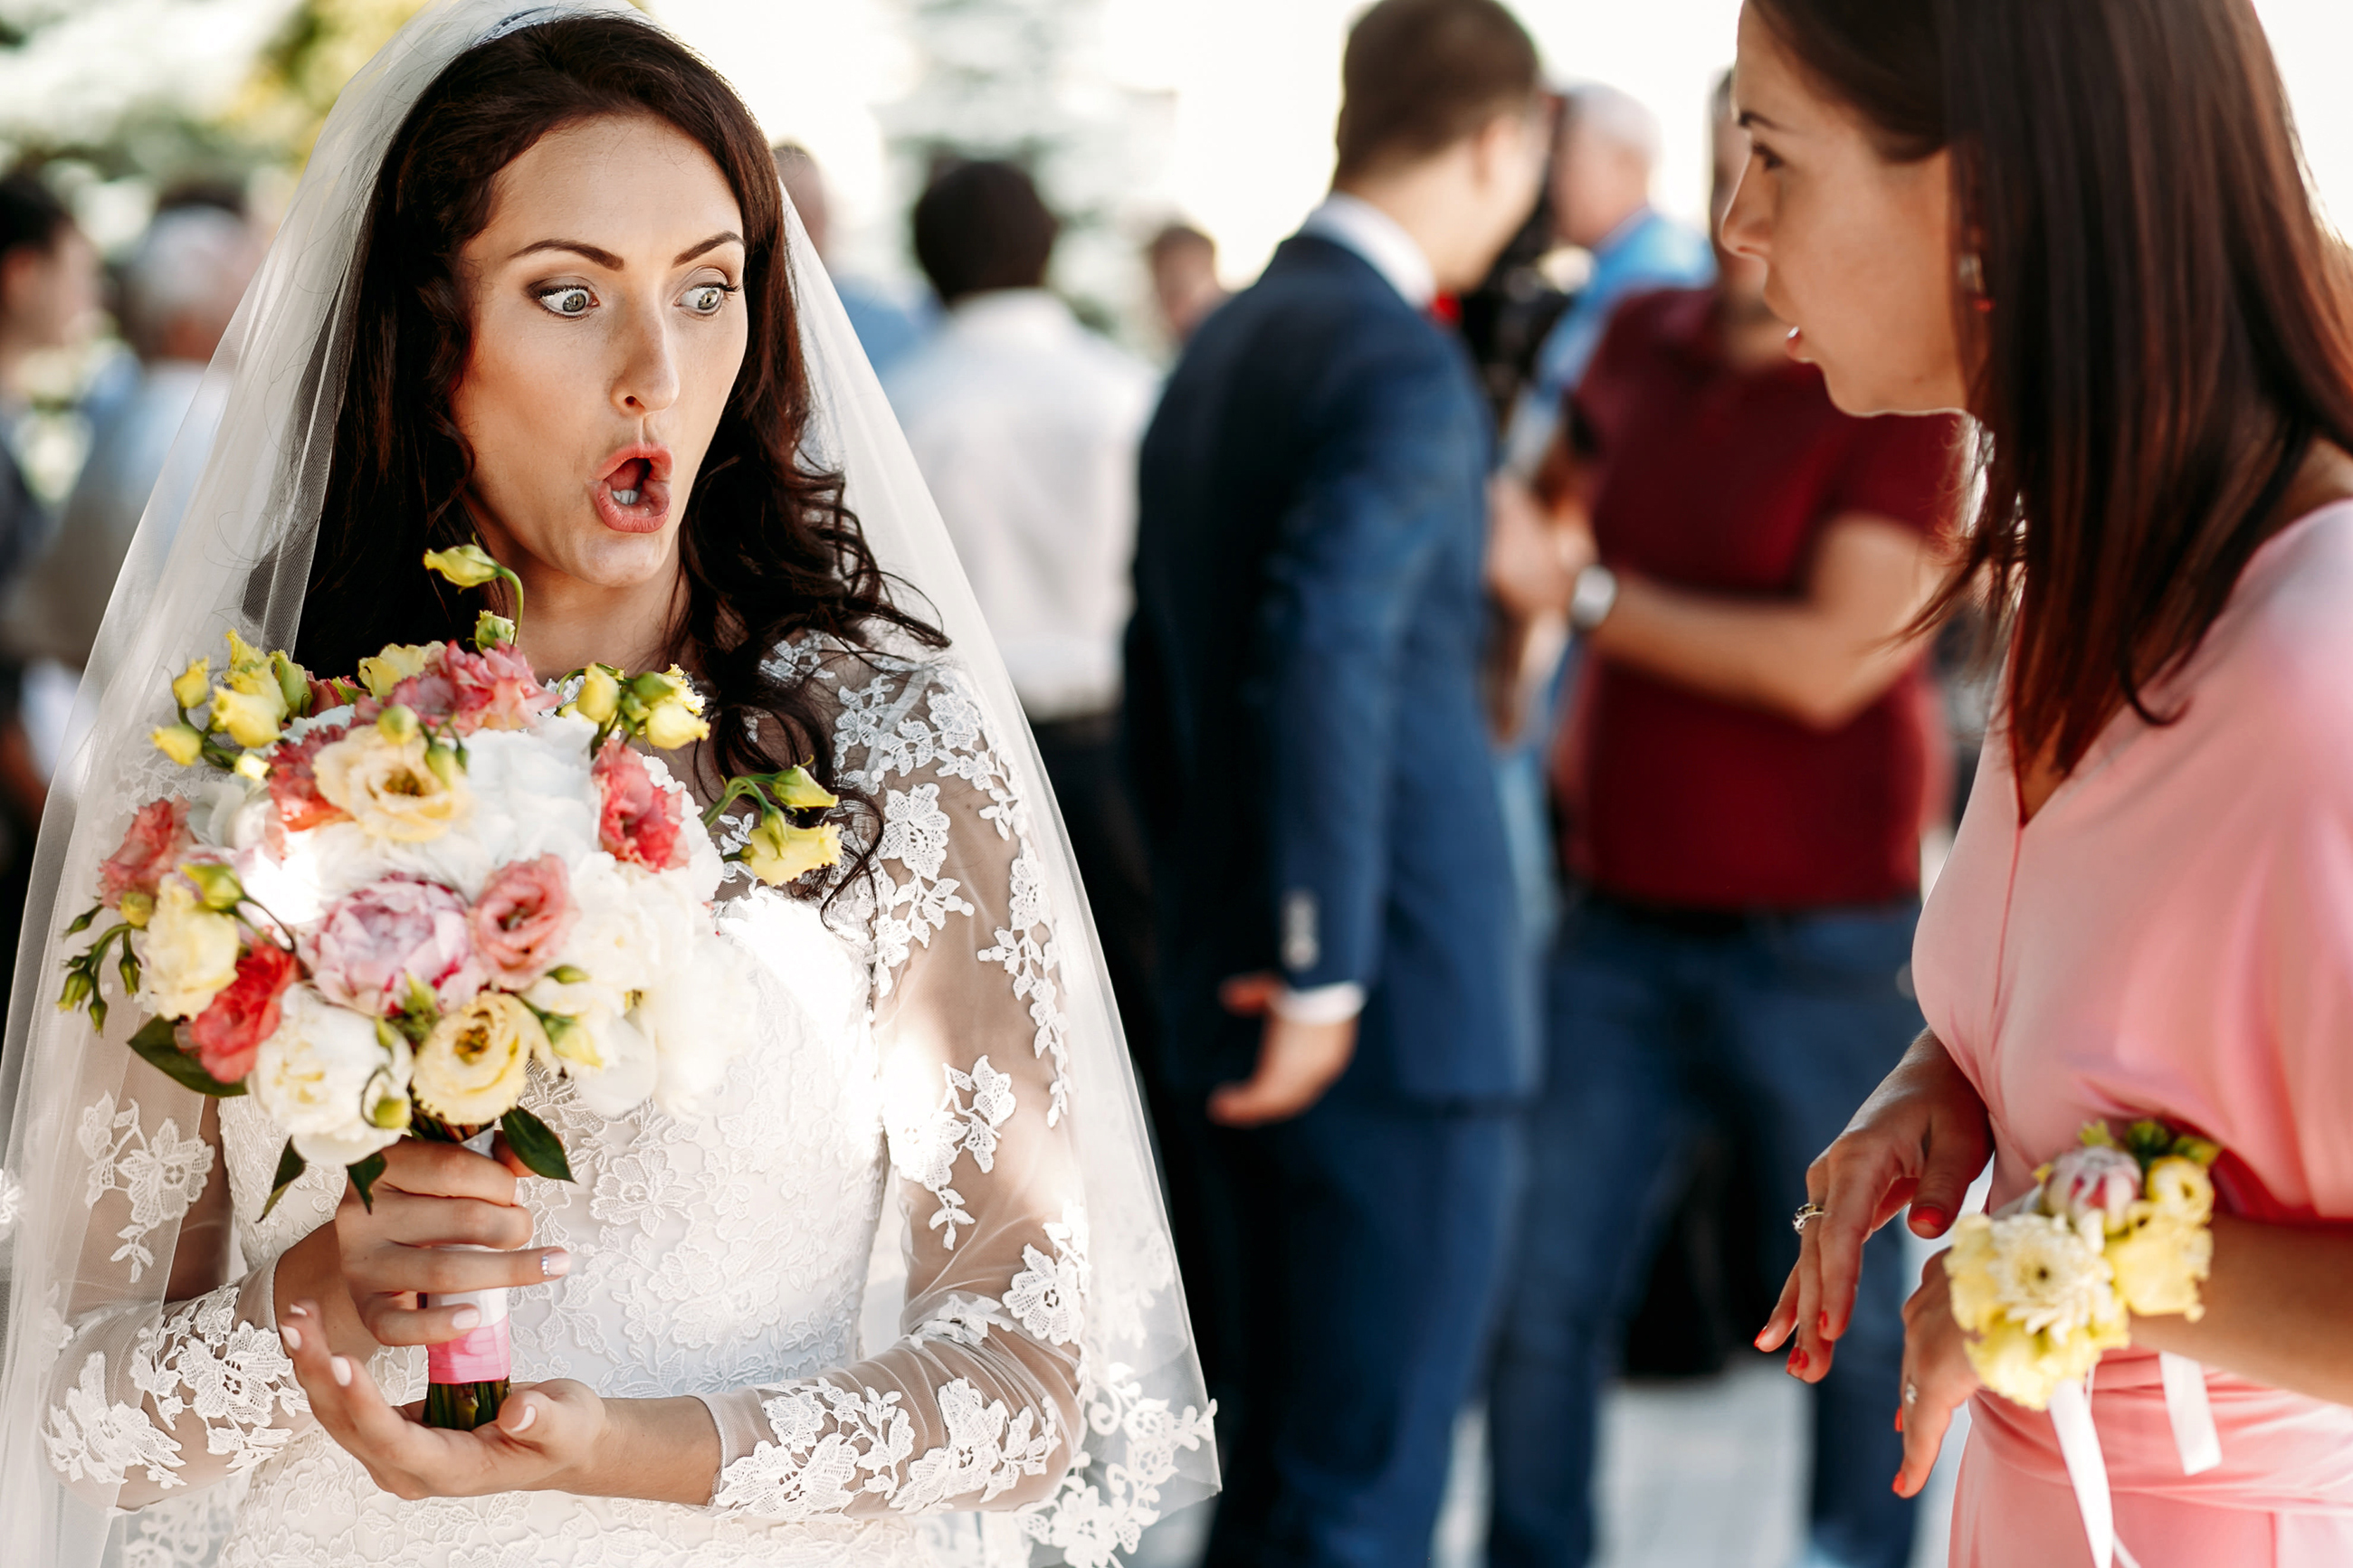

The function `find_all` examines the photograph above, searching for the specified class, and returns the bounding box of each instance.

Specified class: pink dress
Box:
[1914,501,2353,1566]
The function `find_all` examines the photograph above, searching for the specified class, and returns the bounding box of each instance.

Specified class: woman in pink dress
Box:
[1732,1,2353,1563]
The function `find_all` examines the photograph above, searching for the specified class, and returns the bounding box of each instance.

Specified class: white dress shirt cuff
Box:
[1272,982,1367,1025]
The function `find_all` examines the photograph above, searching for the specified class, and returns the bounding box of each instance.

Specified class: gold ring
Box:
[1792,1202,1828,1236]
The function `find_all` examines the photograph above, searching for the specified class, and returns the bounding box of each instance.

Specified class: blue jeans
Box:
[1485,894,1922,1568]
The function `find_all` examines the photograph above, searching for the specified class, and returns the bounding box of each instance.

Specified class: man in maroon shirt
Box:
[1480,77,1961,1568]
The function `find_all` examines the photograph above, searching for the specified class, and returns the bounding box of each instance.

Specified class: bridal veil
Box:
[0,3,1215,1562]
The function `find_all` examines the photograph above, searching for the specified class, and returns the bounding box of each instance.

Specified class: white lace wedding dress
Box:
[37,640,1209,1567]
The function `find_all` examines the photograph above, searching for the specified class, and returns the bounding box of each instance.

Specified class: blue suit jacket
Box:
[1126,233,1532,1105]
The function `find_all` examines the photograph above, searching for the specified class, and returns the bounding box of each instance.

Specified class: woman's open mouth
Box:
[593,445,674,534]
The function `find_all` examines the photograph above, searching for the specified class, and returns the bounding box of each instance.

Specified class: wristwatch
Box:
[1568,564,1619,633]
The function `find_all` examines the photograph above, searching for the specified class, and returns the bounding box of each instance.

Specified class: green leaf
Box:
[347,1150,388,1211]
[64,905,100,936]
[258,1138,306,1221]
[499,1105,574,1183]
[126,1015,247,1097]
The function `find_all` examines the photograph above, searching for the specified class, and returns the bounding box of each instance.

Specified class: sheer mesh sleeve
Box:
[39,1095,311,1509]
[704,657,1090,1519]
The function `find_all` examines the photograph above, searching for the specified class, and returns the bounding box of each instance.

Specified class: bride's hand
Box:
[274,1139,569,1362]
[1895,1248,1979,1497]
[1758,1029,1990,1383]
[276,1297,603,1498]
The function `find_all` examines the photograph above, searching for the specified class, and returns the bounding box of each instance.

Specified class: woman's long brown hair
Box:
[1752,0,2353,773]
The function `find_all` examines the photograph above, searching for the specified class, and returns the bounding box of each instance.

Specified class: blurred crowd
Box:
[0,0,1972,1563]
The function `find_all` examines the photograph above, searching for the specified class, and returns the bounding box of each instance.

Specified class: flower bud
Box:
[272,652,310,717]
[771,765,839,811]
[362,1066,414,1132]
[170,657,213,712]
[224,629,270,675]
[209,687,287,749]
[179,861,245,913]
[58,969,93,1010]
[571,666,620,727]
[118,890,155,929]
[643,698,710,750]
[548,964,589,985]
[233,752,269,783]
[473,610,517,651]
[424,742,463,787]
[423,544,503,587]
[376,703,421,743]
[738,811,843,885]
[356,643,433,700]
[152,724,205,766]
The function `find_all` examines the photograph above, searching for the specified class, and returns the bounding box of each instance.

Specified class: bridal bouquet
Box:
[56,547,844,1429]
[1944,1119,2220,1410]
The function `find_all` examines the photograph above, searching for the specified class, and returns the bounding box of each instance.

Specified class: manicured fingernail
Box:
[284,1302,309,1319]
[452,1307,481,1331]
[1753,1329,1770,1350]
[542,1249,570,1278]
[1817,1311,1831,1335]
[1914,1208,1947,1231]
[1787,1348,1807,1373]
[330,1356,353,1388]
[280,1323,302,1352]
[512,1398,538,1431]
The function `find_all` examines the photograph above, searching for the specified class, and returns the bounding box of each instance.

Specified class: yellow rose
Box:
[2106,1207,2213,1320]
[152,724,205,766]
[355,643,436,700]
[739,812,841,885]
[170,657,213,711]
[138,879,243,1020]
[209,683,288,749]
[643,696,710,750]
[2146,1156,2215,1224]
[411,993,545,1126]
[568,665,620,727]
[311,727,472,841]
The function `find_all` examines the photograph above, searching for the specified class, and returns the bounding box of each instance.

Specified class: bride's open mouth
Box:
[593,443,674,534]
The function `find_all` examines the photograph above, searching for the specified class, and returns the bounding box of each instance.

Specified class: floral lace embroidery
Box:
[1005,1207,1088,1347]
[78,1092,213,1283]
[890,1057,1015,1249]
[1021,1366,1218,1568]
[42,1282,305,1490]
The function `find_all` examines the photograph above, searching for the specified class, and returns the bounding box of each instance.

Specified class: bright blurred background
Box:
[13,0,2353,336]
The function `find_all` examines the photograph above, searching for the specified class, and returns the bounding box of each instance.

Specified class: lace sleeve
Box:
[39,1096,311,1510]
[704,660,1089,1519]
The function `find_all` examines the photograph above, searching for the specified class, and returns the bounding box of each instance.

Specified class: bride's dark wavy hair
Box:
[298,14,942,844]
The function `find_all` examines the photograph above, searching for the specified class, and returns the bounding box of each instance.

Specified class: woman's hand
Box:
[277,1297,602,1497]
[1758,1029,1990,1382]
[277,1297,722,1504]
[1895,1248,1979,1497]
[273,1138,568,1364]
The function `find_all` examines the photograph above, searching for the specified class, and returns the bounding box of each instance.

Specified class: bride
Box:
[0,5,1212,1565]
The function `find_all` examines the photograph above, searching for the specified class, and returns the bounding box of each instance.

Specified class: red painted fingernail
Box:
[1787,1348,1807,1373]
[1753,1329,1771,1350]
[1817,1311,1831,1335]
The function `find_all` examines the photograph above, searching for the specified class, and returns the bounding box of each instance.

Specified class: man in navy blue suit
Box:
[1126,3,1549,1561]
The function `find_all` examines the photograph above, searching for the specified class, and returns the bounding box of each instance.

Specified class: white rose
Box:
[634,934,754,1118]
[189,777,276,854]
[252,986,411,1166]
[557,856,700,998]
[447,726,600,876]
[523,974,655,1117]
[138,879,243,1020]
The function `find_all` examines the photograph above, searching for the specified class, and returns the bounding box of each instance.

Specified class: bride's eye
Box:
[683,281,737,316]
[534,284,595,318]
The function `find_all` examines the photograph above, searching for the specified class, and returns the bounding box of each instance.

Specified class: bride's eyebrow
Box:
[506,232,744,269]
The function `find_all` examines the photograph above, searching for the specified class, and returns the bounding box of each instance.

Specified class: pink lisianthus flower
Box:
[444,642,558,734]
[2044,1145,2146,1231]
[469,854,578,988]
[303,875,486,1017]
[99,799,193,908]
[188,942,300,1083]
[593,736,687,870]
[386,662,460,724]
[266,722,352,832]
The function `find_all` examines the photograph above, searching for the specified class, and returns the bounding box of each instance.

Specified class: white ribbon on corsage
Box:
[2048,1352,2222,1567]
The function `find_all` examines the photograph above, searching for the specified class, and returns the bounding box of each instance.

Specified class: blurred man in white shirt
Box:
[884,156,1164,1100]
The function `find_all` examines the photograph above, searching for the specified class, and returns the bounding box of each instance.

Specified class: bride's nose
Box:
[609,301,681,417]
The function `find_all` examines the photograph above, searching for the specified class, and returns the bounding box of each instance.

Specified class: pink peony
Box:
[593,736,687,870]
[444,643,557,734]
[267,723,352,832]
[468,855,578,988]
[188,942,299,1083]
[99,799,192,908]
[303,875,486,1017]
